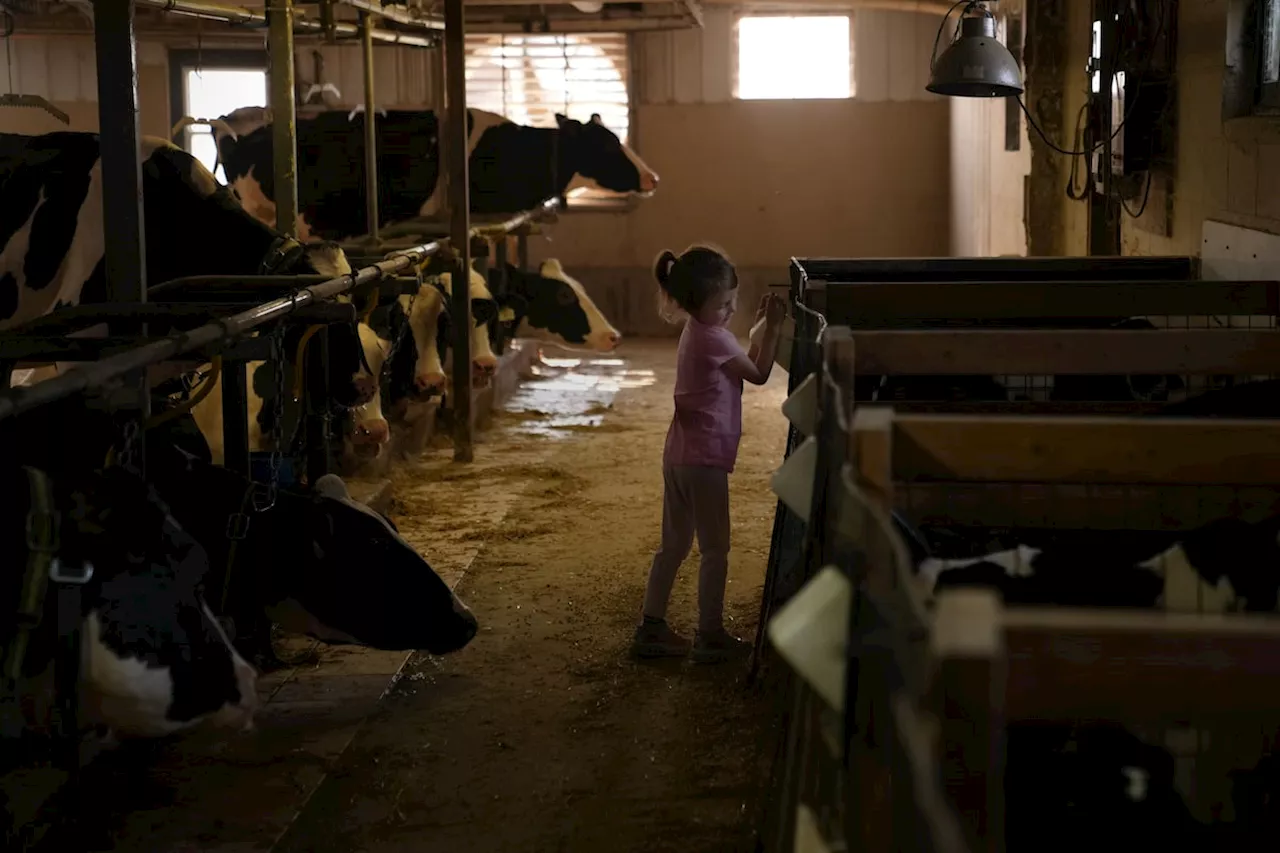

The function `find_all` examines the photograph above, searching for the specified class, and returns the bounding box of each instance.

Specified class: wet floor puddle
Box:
[503,354,657,438]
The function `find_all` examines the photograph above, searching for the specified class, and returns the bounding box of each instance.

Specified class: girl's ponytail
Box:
[653,250,678,290]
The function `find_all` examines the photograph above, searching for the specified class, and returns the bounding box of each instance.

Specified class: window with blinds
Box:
[465,33,632,207]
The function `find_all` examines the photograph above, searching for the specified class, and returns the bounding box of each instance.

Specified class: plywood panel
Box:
[671,27,702,104]
[637,31,673,105]
[887,10,918,102]
[701,7,733,104]
[855,10,890,102]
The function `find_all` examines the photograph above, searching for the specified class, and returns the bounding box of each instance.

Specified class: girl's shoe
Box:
[691,628,751,664]
[631,619,691,659]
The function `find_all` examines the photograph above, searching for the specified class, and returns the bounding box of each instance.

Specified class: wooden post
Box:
[93,0,149,473]
[269,0,299,237]
[931,589,1006,853]
[444,0,473,462]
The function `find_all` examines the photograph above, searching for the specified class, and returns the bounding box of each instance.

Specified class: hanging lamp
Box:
[926,6,1023,98]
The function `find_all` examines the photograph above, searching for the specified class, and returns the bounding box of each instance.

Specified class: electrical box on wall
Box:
[1087,0,1178,198]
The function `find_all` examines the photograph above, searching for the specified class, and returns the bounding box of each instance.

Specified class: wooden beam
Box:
[794,255,1197,283]
[932,588,1280,731]
[850,329,1280,375]
[826,280,1279,325]
[1001,605,1280,722]
[886,411,1280,485]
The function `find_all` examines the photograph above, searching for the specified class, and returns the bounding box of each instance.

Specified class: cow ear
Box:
[589,113,603,125]
[554,113,570,127]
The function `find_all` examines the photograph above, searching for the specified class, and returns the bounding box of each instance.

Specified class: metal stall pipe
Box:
[361,10,381,243]
[444,0,473,462]
[0,242,443,422]
[93,0,150,477]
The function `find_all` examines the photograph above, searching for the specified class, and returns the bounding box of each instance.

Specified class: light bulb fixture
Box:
[926,4,1024,99]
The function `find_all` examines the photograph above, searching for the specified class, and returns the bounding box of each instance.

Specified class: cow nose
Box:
[415,372,446,394]
[356,419,390,445]
[607,330,622,348]
[640,172,659,193]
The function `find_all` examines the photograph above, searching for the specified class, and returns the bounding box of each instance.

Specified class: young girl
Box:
[632,244,787,664]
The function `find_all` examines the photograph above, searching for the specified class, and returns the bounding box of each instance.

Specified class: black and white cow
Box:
[10,397,479,659]
[489,259,621,354]
[0,453,256,744]
[911,515,1280,614]
[0,131,386,468]
[151,447,479,654]
[1003,722,1214,852]
[210,107,659,241]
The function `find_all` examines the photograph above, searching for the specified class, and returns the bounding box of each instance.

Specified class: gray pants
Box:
[642,464,731,633]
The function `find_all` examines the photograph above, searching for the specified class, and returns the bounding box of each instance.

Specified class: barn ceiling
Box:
[0,0,955,40]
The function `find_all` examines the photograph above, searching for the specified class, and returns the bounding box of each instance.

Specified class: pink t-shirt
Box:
[663,316,746,473]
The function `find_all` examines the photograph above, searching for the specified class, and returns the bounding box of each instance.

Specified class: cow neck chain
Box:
[383,269,420,385]
[220,325,287,621]
[116,418,141,475]
[259,325,288,512]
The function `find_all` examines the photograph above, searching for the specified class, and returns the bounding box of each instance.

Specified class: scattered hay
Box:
[462,524,553,542]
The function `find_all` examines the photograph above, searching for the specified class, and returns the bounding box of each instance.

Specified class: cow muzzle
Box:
[414,371,447,397]
[589,329,623,352]
[639,171,659,194]
[353,418,390,446]
[472,359,497,387]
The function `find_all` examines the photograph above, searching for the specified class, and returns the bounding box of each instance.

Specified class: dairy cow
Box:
[186,320,393,466]
[0,132,348,328]
[0,448,256,744]
[209,106,659,240]
[490,259,621,354]
[0,132,374,418]
[9,398,479,660]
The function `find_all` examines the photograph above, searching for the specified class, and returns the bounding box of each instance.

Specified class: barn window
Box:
[465,33,633,210]
[734,15,853,100]
[168,50,268,185]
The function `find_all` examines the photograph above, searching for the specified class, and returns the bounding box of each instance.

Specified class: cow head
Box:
[0,462,257,741]
[497,259,621,353]
[391,283,449,400]
[431,265,500,387]
[345,322,392,456]
[264,474,478,654]
[556,113,659,197]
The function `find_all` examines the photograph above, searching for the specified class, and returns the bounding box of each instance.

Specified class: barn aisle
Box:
[272,338,789,853]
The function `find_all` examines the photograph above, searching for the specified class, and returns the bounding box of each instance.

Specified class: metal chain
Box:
[385,273,419,380]
[117,417,141,474]
[252,326,288,513]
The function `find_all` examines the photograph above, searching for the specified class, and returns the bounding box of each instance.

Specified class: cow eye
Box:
[556,286,576,307]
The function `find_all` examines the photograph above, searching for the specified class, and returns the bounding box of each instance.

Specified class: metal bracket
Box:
[49,558,95,585]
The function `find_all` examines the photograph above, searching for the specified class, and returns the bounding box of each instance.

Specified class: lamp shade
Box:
[926,14,1024,98]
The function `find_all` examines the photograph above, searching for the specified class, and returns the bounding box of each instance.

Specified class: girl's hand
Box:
[765,294,787,327]
[754,294,770,324]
